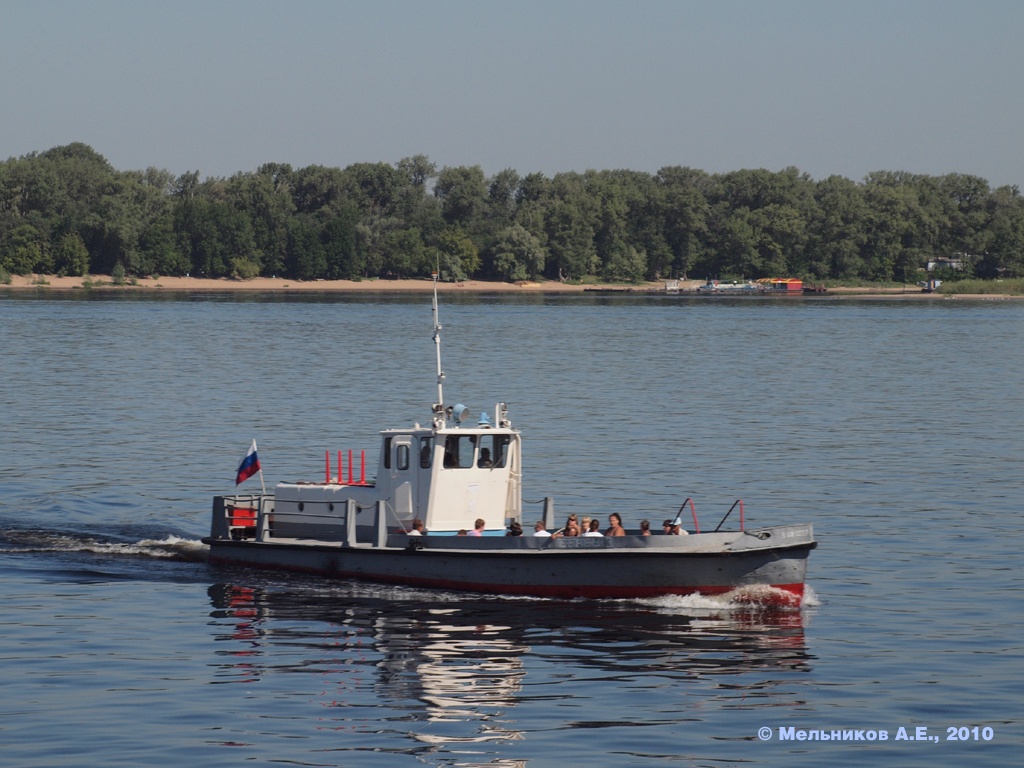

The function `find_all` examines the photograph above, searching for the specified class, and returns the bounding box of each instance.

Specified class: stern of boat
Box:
[211,493,275,541]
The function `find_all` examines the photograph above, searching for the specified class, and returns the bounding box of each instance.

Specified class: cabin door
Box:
[416,435,433,518]
[390,435,414,519]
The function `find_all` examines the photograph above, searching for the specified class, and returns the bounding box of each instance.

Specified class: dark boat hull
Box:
[204,525,815,605]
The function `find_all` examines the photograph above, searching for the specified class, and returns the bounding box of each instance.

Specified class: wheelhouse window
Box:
[383,437,392,469]
[396,444,410,470]
[419,437,433,468]
[442,433,511,469]
[443,435,477,468]
[486,434,511,468]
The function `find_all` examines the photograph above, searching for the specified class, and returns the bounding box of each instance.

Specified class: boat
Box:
[695,278,760,294]
[204,277,816,605]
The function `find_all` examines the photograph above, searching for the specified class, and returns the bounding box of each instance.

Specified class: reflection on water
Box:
[208,580,811,756]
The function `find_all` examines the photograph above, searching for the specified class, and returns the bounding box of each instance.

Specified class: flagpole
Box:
[255,439,266,495]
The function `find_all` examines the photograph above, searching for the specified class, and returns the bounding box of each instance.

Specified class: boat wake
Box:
[0,527,208,562]
[636,583,819,612]
[799,585,821,607]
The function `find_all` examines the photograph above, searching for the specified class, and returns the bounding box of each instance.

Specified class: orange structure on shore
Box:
[757,278,804,292]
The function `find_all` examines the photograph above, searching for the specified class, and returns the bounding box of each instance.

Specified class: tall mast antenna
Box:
[431,273,445,425]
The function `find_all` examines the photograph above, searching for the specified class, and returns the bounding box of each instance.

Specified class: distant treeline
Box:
[2,142,1022,283]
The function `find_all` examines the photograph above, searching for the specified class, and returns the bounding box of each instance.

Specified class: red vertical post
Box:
[689,498,700,534]
[360,450,366,484]
[337,450,342,484]
[325,450,330,484]
[348,449,354,485]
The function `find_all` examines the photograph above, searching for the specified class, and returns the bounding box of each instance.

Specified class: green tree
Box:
[713,207,760,277]
[0,223,47,274]
[544,173,598,280]
[511,173,551,260]
[126,168,179,275]
[291,164,348,218]
[379,227,429,278]
[939,173,991,257]
[807,176,869,279]
[286,215,327,280]
[749,204,807,276]
[588,170,654,281]
[52,232,90,276]
[321,208,362,279]
[435,165,488,230]
[227,164,295,277]
[435,226,480,280]
[396,154,436,190]
[9,140,1024,286]
[175,191,257,278]
[230,256,261,279]
[487,168,520,228]
[491,223,545,281]
[138,210,189,275]
[601,242,647,282]
[657,167,712,279]
[862,180,934,281]
[979,185,1024,277]
[340,162,406,218]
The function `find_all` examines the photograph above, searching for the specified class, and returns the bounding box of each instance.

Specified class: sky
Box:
[2,0,1023,186]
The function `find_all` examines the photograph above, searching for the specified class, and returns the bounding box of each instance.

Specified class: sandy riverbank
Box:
[2,274,1019,299]
[3,274,637,293]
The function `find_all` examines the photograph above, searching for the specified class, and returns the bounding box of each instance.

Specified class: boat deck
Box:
[215,525,814,556]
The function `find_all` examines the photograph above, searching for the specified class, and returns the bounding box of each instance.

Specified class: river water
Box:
[1,290,1021,767]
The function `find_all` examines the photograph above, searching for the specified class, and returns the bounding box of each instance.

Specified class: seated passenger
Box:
[552,515,570,537]
[662,518,687,535]
[407,518,425,536]
[639,519,651,536]
[468,518,486,536]
[532,520,552,537]
[506,521,523,536]
[554,519,580,538]
[583,519,604,537]
[605,512,626,537]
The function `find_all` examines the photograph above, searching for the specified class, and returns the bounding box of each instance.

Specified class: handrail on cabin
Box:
[677,497,700,534]
[713,499,745,532]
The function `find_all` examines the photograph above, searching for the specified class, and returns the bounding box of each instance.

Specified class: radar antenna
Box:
[431,273,446,427]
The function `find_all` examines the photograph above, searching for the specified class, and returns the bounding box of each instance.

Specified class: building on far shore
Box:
[926,257,965,273]
[756,278,803,292]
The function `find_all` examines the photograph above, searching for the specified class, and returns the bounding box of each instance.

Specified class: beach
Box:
[2,274,1018,299]
[3,274,629,293]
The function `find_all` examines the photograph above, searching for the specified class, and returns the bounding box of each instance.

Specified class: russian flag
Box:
[235,440,261,485]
